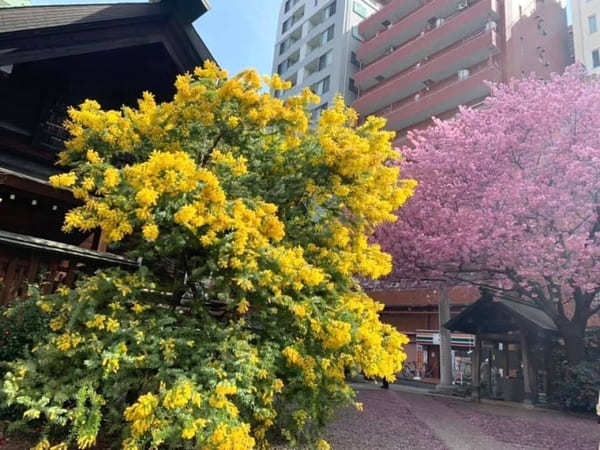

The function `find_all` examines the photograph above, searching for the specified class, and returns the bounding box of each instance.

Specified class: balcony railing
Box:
[359,0,424,42]
[358,0,462,65]
[353,29,498,116]
[354,0,498,90]
[380,62,501,130]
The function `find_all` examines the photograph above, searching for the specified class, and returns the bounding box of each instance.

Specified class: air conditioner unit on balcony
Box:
[414,93,421,101]
[458,0,468,10]
[458,69,470,80]
[435,18,445,27]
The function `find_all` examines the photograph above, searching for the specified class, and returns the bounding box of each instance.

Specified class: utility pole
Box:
[436,286,454,393]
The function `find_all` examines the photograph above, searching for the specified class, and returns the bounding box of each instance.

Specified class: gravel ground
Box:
[323,386,600,450]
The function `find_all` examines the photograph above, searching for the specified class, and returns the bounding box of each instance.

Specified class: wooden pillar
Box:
[520,331,536,405]
[544,340,554,397]
[472,336,481,401]
[437,286,454,392]
[0,258,19,305]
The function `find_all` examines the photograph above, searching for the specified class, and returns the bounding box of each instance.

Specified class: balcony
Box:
[354,0,499,90]
[381,63,501,132]
[359,0,424,42]
[358,0,467,66]
[353,30,499,116]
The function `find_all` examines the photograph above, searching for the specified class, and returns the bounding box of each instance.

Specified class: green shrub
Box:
[0,288,49,426]
[0,289,49,363]
[551,329,600,413]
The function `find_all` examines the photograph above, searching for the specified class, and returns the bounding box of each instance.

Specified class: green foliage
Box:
[551,329,600,413]
[0,290,48,363]
[0,288,49,426]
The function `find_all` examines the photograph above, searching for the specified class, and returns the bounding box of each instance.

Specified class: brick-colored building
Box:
[352,0,570,142]
[367,284,479,381]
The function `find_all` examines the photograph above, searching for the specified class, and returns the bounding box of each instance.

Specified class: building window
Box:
[349,78,358,95]
[318,52,329,70]
[351,51,360,68]
[311,75,330,95]
[326,24,335,41]
[593,49,600,68]
[353,1,369,18]
[589,15,598,34]
[322,76,330,93]
[282,18,290,34]
[327,1,336,17]
[352,25,364,41]
[285,0,291,13]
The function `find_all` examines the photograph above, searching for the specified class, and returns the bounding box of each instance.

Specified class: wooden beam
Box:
[478,332,520,342]
[0,23,165,66]
[0,169,77,205]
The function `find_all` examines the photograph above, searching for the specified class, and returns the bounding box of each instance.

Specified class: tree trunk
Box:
[437,286,454,391]
[558,319,587,365]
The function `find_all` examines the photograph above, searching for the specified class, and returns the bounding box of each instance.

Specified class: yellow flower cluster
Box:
[159,338,177,364]
[282,346,317,386]
[320,320,352,350]
[162,380,197,409]
[124,392,159,437]
[85,314,119,332]
[209,423,255,450]
[211,149,248,176]
[54,332,84,351]
[49,173,77,188]
[181,418,207,440]
[342,292,410,380]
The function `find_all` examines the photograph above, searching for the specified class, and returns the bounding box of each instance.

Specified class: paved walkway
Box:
[324,384,600,449]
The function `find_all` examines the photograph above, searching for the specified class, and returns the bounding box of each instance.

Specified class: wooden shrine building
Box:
[445,291,558,404]
[0,1,214,303]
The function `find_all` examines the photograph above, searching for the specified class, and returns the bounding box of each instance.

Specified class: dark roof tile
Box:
[0,3,164,35]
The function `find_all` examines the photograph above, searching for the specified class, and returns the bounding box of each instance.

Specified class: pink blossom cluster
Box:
[379,66,600,307]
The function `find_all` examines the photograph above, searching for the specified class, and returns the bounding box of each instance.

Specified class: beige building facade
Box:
[572,0,600,73]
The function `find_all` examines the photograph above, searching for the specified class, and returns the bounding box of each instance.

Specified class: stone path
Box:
[324,384,600,450]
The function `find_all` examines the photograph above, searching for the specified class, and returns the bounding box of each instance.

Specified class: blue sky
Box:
[30,0,283,76]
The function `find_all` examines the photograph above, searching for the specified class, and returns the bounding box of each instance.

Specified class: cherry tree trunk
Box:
[558,319,587,366]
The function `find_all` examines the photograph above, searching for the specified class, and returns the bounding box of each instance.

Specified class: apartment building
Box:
[572,0,600,74]
[351,0,570,140]
[272,0,384,120]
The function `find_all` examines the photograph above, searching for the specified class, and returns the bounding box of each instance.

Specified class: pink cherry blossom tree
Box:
[379,66,600,364]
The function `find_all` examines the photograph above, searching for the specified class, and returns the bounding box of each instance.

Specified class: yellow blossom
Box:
[86,149,102,164]
[49,173,77,188]
[142,223,159,241]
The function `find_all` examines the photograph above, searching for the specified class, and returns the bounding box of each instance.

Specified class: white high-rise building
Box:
[0,1,31,6]
[272,0,383,120]
[572,0,600,74]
